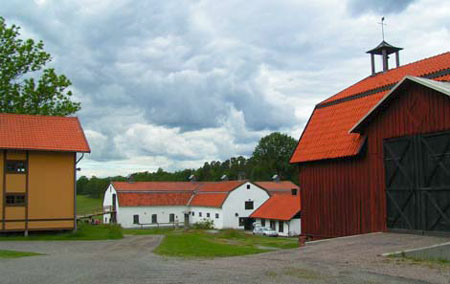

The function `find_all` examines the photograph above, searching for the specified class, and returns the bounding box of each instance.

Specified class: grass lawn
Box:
[76,195,103,216]
[0,223,123,241]
[125,228,298,258]
[0,249,42,258]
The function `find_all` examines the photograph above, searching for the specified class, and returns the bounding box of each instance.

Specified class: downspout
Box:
[74,153,85,232]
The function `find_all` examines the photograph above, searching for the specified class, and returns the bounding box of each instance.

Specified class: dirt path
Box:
[0,233,449,283]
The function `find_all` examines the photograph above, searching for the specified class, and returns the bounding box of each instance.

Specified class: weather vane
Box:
[378,17,386,41]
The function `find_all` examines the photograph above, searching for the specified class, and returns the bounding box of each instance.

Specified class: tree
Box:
[251,132,298,182]
[0,17,80,116]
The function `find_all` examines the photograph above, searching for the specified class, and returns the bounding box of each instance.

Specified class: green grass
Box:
[0,249,42,258]
[125,228,298,258]
[388,254,450,266]
[76,195,103,216]
[0,223,123,241]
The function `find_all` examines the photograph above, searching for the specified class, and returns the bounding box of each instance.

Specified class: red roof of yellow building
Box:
[0,113,90,152]
[290,52,450,163]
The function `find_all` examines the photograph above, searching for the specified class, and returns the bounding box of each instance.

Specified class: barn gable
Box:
[290,52,450,164]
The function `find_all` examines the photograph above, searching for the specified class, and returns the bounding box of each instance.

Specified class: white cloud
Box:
[1,0,448,177]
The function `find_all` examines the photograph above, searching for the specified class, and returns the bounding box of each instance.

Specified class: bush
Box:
[192,219,214,230]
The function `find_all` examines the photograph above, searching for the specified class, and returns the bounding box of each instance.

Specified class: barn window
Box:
[6,160,27,174]
[261,219,266,226]
[239,218,245,226]
[215,213,219,219]
[191,211,194,216]
[152,214,157,224]
[5,193,25,206]
[270,220,276,230]
[246,184,250,189]
[133,214,139,224]
[291,188,298,195]
[207,213,210,218]
[245,201,254,210]
[199,212,202,217]
[169,214,175,223]
[279,221,284,233]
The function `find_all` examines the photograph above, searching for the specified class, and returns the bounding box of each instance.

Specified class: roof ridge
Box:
[319,51,450,105]
[0,113,79,120]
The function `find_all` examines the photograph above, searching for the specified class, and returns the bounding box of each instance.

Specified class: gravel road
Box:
[0,232,449,283]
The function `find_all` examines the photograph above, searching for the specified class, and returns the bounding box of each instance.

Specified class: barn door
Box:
[384,136,418,230]
[384,131,450,233]
[419,132,450,232]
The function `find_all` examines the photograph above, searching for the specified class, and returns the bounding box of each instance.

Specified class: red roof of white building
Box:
[112,181,247,208]
[254,181,299,195]
[0,113,90,152]
[250,194,301,221]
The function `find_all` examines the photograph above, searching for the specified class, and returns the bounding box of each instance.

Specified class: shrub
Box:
[192,219,214,229]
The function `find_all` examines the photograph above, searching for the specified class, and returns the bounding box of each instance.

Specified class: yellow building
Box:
[0,113,90,233]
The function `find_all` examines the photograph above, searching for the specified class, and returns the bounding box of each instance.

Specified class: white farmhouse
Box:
[103,182,197,228]
[103,180,271,229]
[250,192,301,236]
[189,181,270,229]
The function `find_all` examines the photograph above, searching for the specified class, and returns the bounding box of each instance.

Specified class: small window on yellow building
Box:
[6,160,27,173]
[5,193,25,206]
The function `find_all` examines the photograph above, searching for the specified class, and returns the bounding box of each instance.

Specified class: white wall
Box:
[102,184,118,224]
[255,218,301,237]
[189,206,223,229]
[222,182,270,229]
[118,206,187,229]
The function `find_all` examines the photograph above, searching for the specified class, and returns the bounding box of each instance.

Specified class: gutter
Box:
[74,153,85,232]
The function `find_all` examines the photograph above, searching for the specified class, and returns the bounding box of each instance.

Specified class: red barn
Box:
[290,43,450,239]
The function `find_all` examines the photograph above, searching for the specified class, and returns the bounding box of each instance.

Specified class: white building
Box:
[250,192,301,236]
[103,180,271,229]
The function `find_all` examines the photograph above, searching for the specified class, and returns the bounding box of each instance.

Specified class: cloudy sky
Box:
[1,0,449,177]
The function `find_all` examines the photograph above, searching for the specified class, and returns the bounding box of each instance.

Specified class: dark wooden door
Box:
[384,132,450,233]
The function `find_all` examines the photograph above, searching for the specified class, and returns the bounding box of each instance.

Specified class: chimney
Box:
[272,174,280,183]
[366,41,402,75]
[127,174,135,183]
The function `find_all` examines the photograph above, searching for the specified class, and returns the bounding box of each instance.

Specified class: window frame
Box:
[279,220,284,233]
[215,213,219,219]
[169,213,175,223]
[5,160,27,174]
[151,214,157,224]
[245,201,254,210]
[206,213,210,218]
[199,212,202,217]
[5,193,26,207]
[261,219,266,227]
[133,214,139,224]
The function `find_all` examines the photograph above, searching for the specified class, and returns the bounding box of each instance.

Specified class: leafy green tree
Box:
[251,132,298,182]
[0,17,80,115]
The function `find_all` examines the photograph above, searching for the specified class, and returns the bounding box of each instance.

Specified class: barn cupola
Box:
[366,17,402,75]
[367,41,403,75]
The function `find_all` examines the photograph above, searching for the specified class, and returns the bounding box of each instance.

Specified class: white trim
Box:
[349,76,450,134]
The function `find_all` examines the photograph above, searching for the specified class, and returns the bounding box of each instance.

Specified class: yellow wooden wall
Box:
[1,150,75,232]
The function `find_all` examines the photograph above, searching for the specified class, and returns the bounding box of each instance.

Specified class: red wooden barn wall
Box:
[299,84,450,238]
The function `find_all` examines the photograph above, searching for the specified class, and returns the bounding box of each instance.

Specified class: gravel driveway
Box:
[0,232,449,284]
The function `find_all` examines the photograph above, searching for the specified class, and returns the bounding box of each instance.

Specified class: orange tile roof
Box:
[255,181,299,195]
[250,194,301,221]
[188,193,229,207]
[112,181,199,191]
[112,181,246,208]
[291,52,450,163]
[118,192,193,206]
[0,113,90,152]
[196,181,245,192]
